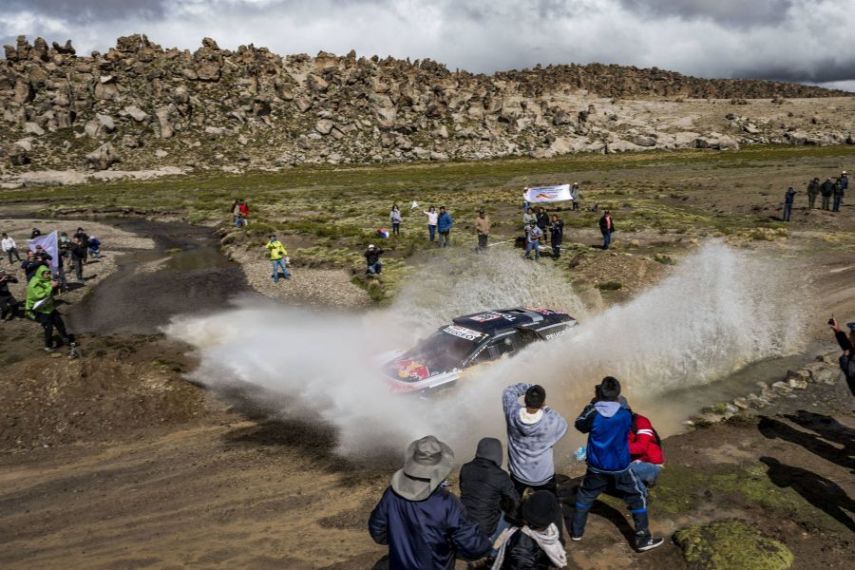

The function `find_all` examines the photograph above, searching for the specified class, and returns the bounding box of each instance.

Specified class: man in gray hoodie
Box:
[502,383,568,497]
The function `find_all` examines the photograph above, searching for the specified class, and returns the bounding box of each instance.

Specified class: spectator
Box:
[364,244,383,275]
[524,221,543,260]
[628,412,665,488]
[783,186,797,221]
[571,377,663,552]
[70,236,86,283]
[74,227,90,263]
[265,234,290,283]
[390,204,402,236]
[571,183,580,211]
[833,173,846,212]
[424,206,439,242]
[502,383,568,498]
[535,207,550,235]
[1,232,21,264]
[88,235,101,259]
[523,207,536,229]
[599,210,614,250]
[231,199,242,227]
[807,178,820,209]
[0,270,20,320]
[239,198,250,226]
[30,228,41,239]
[21,250,42,283]
[25,264,77,355]
[828,318,855,397]
[57,232,71,291]
[437,206,453,248]
[475,209,491,252]
[820,178,834,210]
[493,491,567,570]
[549,215,564,259]
[369,436,491,570]
[459,437,520,546]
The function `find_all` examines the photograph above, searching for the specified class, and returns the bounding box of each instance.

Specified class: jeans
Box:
[367,261,382,275]
[489,514,510,555]
[438,231,450,247]
[271,258,290,282]
[571,467,648,540]
[477,234,488,250]
[392,223,400,236]
[602,231,612,250]
[629,462,662,487]
[783,203,793,221]
[524,241,539,259]
[234,215,243,227]
[833,194,843,212]
[35,310,73,348]
[6,247,21,264]
[89,246,100,259]
[428,225,436,241]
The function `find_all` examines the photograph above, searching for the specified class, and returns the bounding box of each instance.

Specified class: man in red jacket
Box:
[628,413,664,487]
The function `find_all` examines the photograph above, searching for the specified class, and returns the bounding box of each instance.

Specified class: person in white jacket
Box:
[424,206,438,242]
[1,233,22,264]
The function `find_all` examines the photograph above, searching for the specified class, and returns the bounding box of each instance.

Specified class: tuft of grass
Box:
[596,281,623,291]
[674,520,794,570]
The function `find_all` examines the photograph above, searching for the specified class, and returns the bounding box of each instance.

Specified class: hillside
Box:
[1,34,853,179]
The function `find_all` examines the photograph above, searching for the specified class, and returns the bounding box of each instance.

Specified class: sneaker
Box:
[635,535,664,552]
[43,346,55,353]
[571,535,583,542]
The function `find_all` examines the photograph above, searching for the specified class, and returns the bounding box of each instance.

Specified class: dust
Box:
[166,241,806,459]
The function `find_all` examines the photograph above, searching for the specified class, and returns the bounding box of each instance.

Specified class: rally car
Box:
[382,307,577,394]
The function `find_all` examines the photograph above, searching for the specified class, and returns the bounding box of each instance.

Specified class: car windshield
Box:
[394,329,480,377]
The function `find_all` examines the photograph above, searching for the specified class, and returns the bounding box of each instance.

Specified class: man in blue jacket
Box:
[437,206,453,248]
[369,435,491,569]
[570,377,664,552]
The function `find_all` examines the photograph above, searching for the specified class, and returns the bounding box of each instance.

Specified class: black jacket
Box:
[0,275,18,302]
[536,212,550,230]
[70,243,86,261]
[549,221,564,245]
[459,457,520,536]
[820,180,834,196]
[500,532,554,570]
[599,215,614,234]
[364,248,383,265]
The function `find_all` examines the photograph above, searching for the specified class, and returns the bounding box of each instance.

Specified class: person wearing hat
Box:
[265,235,290,283]
[828,318,855,397]
[492,490,567,569]
[475,210,491,252]
[832,171,847,212]
[524,221,543,260]
[364,244,384,275]
[459,438,520,546]
[782,186,797,222]
[571,377,663,552]
[369,436,492,570]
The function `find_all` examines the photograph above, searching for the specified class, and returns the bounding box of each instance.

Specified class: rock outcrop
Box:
[1,34,852,172]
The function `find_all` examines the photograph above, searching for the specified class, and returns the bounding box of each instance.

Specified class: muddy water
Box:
[68,219,252,334]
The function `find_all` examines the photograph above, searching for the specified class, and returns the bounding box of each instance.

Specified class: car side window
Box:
[516,328,542,348]
[488,333,519,359]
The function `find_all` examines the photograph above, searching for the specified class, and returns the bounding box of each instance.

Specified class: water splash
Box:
[165,241,806,458]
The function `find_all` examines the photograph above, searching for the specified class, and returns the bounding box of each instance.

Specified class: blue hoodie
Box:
[502,383,568,486]
[575,400,632,472]
[437,211,453,232]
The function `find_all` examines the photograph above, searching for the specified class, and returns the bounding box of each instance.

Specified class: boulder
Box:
[97,114,115,133]
[155,106,174,139]
[94,76,119,100]
[85,143,119,170]
[13,79,34,104]
[315,119,335,135]
[23,122,45,136]
[122,105,149,122]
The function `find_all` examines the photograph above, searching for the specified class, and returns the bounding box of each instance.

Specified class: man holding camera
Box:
[571,376,663,552]
[829,318,855,397]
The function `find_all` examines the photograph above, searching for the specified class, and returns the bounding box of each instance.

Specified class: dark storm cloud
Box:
[0,0,852,88]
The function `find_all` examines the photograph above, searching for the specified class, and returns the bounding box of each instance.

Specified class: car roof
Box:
[451,307,574,336]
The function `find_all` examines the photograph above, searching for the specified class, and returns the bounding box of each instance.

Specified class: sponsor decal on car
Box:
[443,325,485,341]
[468,311,503,322]
[397,359,430,380]
[526,307,556,316]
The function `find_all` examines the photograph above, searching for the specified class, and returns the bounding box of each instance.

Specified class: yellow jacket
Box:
[266,240,287,260]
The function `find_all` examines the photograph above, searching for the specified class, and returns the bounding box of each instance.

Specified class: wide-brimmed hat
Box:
[391,436,454,501]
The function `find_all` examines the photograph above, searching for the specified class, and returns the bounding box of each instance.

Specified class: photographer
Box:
[829,318,855,397]
[0,270,20,321]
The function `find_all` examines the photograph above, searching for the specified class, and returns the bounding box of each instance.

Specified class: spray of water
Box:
[165,242,805,460]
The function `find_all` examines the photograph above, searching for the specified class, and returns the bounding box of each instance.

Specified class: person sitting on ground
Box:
[265,235,290,283]
[524,221,543,260]
[807,177,820,210]
[475,209,491,251]
[828,317,855,397]
[549,215,564,259]
[628,412,665,488]
[87,235,101,259]
[502,383,568,498]
[369,435,492,570]
[492,490,567,570]
[390,204,402,236]
[783,186,797,222]
[460,437,520,548]
[2,232,22,264]
[364,244,384,275]
[820,178,834,210]
[25,264,77,355]
[571,376,663,552]
[0,269,20,321]
[69,236,86,283]
[599,210,615,250]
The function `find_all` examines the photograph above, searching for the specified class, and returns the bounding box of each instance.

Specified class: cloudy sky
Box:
[2,0,854,91]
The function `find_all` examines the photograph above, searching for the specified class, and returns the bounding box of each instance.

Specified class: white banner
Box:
[523,184,574,203]
[28,231,59,272]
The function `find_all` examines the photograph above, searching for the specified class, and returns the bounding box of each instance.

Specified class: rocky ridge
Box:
[1,34,853,179]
